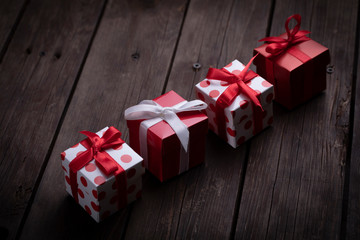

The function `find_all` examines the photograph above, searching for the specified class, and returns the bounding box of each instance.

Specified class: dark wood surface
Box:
[0,0,359,239]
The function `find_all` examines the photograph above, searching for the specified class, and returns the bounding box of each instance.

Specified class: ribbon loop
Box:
[125,99,208,151]
[259,14,310,57]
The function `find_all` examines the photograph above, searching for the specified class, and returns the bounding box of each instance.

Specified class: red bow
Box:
[69,126,125,203]
[259,14,310,57]
[206,55,264,139]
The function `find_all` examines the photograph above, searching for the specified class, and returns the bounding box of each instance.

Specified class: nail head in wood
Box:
[193,62,201,71]
[327,65,334,74]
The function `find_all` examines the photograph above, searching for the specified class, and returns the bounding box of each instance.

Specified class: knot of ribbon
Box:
[69,126,125,176]
[205,55,264,139]
[68,126,127,206]
[259,14,310,57]
[125,99,208,152]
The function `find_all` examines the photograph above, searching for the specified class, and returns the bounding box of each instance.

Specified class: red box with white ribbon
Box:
[61,126,144,222]
[125,91,208,182]
[254,14,330,109]
[195,57,274,148]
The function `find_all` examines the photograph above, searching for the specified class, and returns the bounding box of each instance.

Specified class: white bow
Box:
[124,99,207,171]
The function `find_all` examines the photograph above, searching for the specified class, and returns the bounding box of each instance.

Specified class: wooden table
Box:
[0,0,359,239]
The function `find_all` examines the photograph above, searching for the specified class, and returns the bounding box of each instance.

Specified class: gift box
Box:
[254,14,330,109]
[125,90,208,182]
[195,57,274,148]
[61,126,144,222]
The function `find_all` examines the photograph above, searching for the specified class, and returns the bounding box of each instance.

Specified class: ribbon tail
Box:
[164,112,189,151]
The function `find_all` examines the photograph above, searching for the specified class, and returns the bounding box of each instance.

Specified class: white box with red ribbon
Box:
[195,59,274,148]
[61,126,144,222]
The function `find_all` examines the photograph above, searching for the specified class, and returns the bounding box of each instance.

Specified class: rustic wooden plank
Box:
[0,0,27,61]
[0,0,106,239]
[235,0,358,239]
[346,9,360,239]
[124,0,272,239]
[18,0,188,239]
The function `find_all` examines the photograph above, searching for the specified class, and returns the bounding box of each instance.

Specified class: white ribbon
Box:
[124,99,207,172]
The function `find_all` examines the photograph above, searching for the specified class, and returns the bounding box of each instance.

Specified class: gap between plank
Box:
[339,1,360,239]
[161,0,192,95]
[229,141,251,240]
[14,0,109,239]
[229,0,276,238]
[0,0,30,63]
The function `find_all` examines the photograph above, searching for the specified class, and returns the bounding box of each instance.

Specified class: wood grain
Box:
[19,0,188,239]
[0,0,106,239]
[124,0,272,239]
[0,0,27,61]
[346,9,360,239]
[235,0,358,239]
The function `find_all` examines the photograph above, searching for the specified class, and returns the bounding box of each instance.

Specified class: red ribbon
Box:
[69,126,127,209]
[258,14,313,105]
[206,55,264,141]
[259,14,311,62]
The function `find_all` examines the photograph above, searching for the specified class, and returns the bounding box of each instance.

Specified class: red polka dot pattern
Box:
[136,190,142,199]
[244,120,252,130]
[84,205,92,216]
[232,69,241,75]
[76,151,85,157]
[267,117,274,125]
[262,80,272,87]
[78,189,84,198]
[127,184,136,194]
[61,152,66,160]
[85,163,96,172]
[110,195,118,204]
[112,144,123,150]
[227,128,236,137]
[239,115,248,123]
[255,90,261,95]
[209,103,216,112]
[92,190,98,199]
[197,92,205,101]
[225,116,229,122]
[127,168,136,179]
[121,154,132,163]
[266,93,274,103]
[225,62,232,68]
[200,80,210,88]
[94,176,106,186]
[240,100,249,109]
[91,202,100,212]
[220,81,229,86]
[98,191,106,201]
[80,176,87,187]
[237,136,246,145]
[209,90,220,98]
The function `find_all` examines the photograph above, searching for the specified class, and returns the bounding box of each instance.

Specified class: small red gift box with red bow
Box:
[61,126,144,222]
[125,91,208,182]
[254,14,330,109]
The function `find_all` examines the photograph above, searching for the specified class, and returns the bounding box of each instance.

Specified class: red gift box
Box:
[253,14,330,109]
[126,91,208,182]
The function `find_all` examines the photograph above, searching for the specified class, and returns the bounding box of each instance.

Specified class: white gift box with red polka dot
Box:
[195,59,274,148]
[61,127,144,222]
